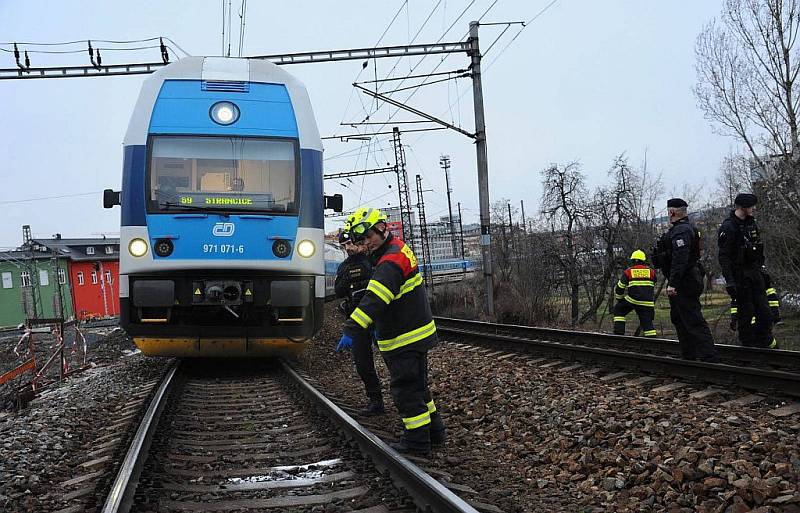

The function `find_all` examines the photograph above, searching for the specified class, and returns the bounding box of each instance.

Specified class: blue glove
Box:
[336,334,353,352]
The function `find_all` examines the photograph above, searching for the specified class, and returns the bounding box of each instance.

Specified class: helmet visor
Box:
[350,221,371,242]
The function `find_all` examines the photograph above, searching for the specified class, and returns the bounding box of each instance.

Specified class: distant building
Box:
[26,235,120,320]
[0,250,74,328]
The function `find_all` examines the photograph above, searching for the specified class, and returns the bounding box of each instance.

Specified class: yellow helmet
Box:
[349,207,388,241]
[630,249,646,262]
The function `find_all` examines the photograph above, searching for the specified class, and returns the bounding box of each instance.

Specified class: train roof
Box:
[123,57,322,152]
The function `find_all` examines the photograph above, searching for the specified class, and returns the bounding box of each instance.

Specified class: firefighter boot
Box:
[359,394,385,416]
[429,411,446,447]
[390,425,432,457]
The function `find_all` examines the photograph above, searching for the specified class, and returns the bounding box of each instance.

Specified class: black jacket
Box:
[334,253,372,315]
[718,211,764,286]
[343,233,436,354]
[659,217,701,287]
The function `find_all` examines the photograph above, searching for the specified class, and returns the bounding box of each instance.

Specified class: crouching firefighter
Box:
[334,227,385,416]
[613,250,657,337]
[338,207,445,455]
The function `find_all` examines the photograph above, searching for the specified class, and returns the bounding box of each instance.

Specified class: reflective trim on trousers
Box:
[402,410,431,430]
[426,400,436,414]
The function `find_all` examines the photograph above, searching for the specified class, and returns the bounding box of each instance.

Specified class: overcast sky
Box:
[0,1,735,248]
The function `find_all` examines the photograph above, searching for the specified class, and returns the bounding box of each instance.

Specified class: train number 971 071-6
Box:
[203,244,245,254]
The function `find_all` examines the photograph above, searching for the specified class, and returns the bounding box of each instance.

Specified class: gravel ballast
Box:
[297,304,800,512]
[0,334,169,512]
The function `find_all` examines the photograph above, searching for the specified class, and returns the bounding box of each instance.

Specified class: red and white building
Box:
[32,236,120,320]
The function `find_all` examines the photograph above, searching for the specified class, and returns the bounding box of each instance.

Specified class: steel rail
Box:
[101,363,178,513]
[434,316,800,371]
[280,361,479,513]
[436,322,800,398]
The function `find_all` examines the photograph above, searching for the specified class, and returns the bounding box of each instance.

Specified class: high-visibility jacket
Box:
[614,264,656,307]
[343,233,437,353]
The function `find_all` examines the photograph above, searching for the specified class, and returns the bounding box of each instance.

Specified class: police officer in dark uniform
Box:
[334,229,385,415]
[718,193,777,348]
[652,198,719,361]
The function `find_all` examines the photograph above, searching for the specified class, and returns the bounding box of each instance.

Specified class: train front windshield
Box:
[147,136,298,213]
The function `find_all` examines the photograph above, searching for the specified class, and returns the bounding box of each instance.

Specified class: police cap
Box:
[734,193,757,208]
[667,198,688,208]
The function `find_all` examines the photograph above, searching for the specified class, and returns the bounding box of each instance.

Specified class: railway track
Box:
[434,316,800,399]
[101,360,478,513]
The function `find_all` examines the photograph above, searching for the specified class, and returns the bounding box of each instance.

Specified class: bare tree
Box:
[695,0,800,165]
[696,0,800,293]
[716,151,754,205]
[541,162,589,325]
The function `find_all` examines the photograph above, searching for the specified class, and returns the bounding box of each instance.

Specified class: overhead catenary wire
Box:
[0,191,101,205]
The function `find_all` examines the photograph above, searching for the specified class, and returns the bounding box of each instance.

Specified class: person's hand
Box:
[666,286,677,296]
[336,334,353,352]
[725,285,737,298]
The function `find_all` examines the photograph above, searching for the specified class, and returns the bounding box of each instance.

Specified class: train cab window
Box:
[148,136,297,213]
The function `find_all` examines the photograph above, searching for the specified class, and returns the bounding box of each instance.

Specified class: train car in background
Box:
[324,241,347,298]
[104,57,341,357]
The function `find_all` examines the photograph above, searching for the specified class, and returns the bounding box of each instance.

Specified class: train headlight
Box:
[296,239,316,258]
[209,101,240,125]
[128,238,148,257]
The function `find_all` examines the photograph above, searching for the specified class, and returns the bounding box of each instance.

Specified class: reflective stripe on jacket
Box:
[614,265,656,307]
[343,233,437,353]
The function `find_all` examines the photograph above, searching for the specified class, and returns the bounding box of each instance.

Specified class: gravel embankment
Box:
[298,304,800,512]
[0,333,169,512]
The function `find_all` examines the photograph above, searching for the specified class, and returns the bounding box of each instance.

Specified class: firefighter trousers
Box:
[736,269,775,348]
[352,329,382,401]
[668,292,719,362]
[382,348,444,450]
[612,300,656,337]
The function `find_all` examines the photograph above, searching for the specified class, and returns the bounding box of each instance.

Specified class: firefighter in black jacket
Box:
[613,250,657,337]
[334,229,385,415]
[339,207,445,455]
[652,198,719,361]
[718,193,777,348]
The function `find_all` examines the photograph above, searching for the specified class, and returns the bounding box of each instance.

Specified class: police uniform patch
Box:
[676,239,685,247]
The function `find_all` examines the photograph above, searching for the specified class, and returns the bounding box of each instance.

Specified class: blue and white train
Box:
[105,57,341,357]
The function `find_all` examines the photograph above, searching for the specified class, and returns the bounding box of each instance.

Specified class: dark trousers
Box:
[736,269,774,348]
[383,349,444,449]
[352,329,381,400]
[613,300,656,336]
[669,292,719,361]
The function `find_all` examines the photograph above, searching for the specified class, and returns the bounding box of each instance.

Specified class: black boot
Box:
[430,411,446,446]
[359,396,385,416]
[390,437,431,456]
[430,428,447,447]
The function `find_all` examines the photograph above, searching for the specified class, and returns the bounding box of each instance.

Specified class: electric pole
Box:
[415,174,434,292]
[520,199,527,232]
[457,202,465,272]
[439,155,458,259]
[469,21,494,316]
[392,128,416,254]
